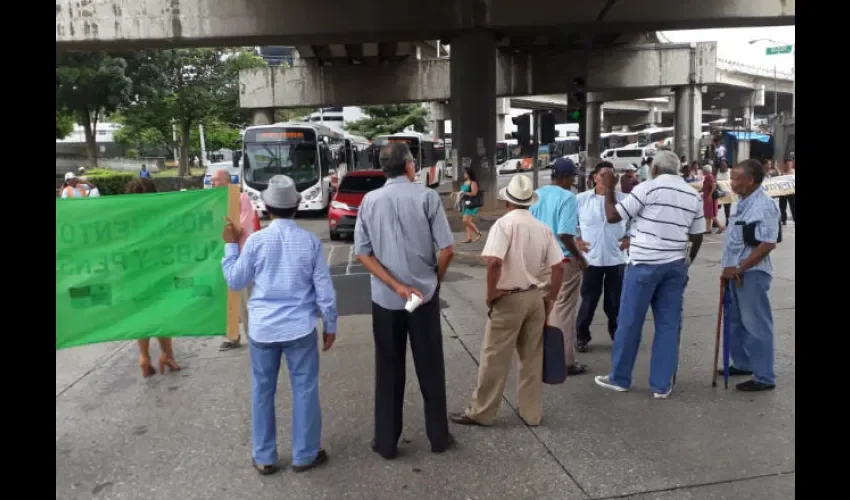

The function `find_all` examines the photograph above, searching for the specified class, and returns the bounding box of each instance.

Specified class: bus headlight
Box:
[303,186,321,201]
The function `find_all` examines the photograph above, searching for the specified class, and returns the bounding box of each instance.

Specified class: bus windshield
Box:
[243,128,319,189]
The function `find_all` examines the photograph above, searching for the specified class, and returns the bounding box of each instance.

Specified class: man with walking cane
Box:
[716,159,780,392]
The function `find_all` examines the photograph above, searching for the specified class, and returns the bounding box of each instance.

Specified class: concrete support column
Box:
[495,98,509,142]
[450,32,497,206]
[585,102,603,171]
[251,108,275,126]
[674,86,702,163]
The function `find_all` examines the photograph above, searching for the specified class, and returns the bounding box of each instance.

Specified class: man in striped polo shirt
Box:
[593,150,704,399]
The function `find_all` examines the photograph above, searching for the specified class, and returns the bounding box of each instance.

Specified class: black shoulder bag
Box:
[739,220,782,246]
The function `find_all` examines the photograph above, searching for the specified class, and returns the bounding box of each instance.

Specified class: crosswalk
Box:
[324,243,368,277]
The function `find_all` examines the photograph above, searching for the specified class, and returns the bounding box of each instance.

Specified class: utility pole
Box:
[773,64,778,117]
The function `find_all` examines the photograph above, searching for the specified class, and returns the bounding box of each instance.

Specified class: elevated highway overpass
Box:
[56,0,794,50]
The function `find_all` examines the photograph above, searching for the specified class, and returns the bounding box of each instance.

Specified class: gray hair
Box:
[379,143,414,178]
[702,164,713,175]
[652,150,681,176]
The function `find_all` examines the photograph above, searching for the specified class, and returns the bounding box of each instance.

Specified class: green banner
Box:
[56,188,229,349]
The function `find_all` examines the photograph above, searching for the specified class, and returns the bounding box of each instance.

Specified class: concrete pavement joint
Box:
[591,470,795,500]
[438,293,593,500]
[56,340,133,399]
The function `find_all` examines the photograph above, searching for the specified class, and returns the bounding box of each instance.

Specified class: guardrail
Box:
[717,58,794,80]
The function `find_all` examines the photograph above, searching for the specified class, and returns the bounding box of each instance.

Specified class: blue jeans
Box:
[727,271,775,385]
[610,260,687,393]
[250,331,322,467]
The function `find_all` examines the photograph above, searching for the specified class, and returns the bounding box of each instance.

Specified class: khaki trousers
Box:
[547,259,583,366]
[466,290,546,426]
[239,284,253,338]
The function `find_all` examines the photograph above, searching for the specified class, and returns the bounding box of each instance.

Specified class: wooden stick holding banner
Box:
[226,184,241,341]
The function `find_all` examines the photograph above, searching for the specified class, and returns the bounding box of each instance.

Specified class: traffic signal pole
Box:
[532,111,541,189]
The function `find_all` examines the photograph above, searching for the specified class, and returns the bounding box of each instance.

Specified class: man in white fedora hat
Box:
[451,174,565,427]
[221,174,338,476]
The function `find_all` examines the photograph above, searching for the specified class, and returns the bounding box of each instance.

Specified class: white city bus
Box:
[371,132,443,188]
[241,122,347,215]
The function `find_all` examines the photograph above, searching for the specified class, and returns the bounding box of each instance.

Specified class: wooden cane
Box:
[711,279,725,388]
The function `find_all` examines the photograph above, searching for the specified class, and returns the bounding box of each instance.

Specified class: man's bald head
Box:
[211,169,232,187]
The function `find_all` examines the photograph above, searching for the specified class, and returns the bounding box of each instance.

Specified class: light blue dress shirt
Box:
[721,188,780,275]
[530,184,578,257]
[576,191,629,267]
[221,218,338,343]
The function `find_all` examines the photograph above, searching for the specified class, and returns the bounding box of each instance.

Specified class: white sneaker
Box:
[594,375,628,392]
[653,388,672,399]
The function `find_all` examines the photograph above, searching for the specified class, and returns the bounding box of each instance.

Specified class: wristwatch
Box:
[736,266,744,275]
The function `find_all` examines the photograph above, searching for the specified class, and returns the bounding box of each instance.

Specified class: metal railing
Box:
[717,58,794,80]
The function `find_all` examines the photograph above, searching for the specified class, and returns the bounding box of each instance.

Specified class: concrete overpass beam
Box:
[56,1,794,50]
[451,32,498,207]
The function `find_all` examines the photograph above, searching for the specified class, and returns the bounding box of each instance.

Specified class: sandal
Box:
[158,354,181,374]
[139,358,156,378]
[471,232,482,243]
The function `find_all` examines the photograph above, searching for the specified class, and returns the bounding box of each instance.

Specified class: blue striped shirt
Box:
[354,177,454,310]
[221,219,338,343]
[721,188,780,275]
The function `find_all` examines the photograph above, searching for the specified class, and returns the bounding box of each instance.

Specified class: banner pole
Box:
[226,185,241,341]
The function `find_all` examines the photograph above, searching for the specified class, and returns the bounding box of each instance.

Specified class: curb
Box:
[454,250,485,267]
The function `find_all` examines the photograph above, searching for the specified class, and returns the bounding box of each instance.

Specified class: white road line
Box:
[345,246,355,275]
[326,245,335,267]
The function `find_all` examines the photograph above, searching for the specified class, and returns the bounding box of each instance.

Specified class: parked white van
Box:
[600,146,657,171]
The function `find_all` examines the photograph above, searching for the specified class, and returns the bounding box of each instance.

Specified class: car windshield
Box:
[338,175,386,194]
[244,142,319,186]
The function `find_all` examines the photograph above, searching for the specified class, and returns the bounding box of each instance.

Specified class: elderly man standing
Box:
[530,158,589,375]
[575,161,630,353]
[211,168,257,351]
[354,143,456,459]
[720,159,780,392]
[222,175,337,475]
[450,174,564,427]
[594,150,704,399]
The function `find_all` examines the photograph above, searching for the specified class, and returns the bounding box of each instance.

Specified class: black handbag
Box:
[464,191,483,209]
[740,220,782,245]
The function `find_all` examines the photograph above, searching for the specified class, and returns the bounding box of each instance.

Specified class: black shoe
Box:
[736,380,776,392]
[292,449,328,473]
[717,366,753,376]
[567,363,589,376]
[576,340,589,353]
[431,433,456,454]
[370,440,398,460]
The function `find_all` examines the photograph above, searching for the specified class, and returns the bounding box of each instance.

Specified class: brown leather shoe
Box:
[292,449,328,473]
[449,412,485,426]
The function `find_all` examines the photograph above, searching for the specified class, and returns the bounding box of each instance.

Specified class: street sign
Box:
[765,45,793,55]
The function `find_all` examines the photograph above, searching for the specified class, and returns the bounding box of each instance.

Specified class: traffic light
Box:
[567,77,586,124]
[540,113,556,144]
[512,113,532,144]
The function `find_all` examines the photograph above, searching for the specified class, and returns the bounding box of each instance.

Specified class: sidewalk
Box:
[56,227,795,500]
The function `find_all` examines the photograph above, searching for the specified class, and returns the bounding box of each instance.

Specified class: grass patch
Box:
[153,167,206,178]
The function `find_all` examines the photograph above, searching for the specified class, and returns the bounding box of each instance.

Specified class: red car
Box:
[328,169,387,241]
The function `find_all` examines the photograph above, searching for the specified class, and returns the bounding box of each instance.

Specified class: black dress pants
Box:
[576,265,625,344]
[779,195,796,223]
[371,290,450,454]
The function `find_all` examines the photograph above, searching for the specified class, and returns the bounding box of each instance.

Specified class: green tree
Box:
[275,108,313,123]
[56,52,133,167]
[120,48,264,175]
[56,110,75,140]
[344,105,429,139]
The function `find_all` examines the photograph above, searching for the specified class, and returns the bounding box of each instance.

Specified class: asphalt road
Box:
[439,169,552,194]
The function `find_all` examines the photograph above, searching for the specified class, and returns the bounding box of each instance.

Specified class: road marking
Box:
[346,246,355,275]
[326,245,335,267]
